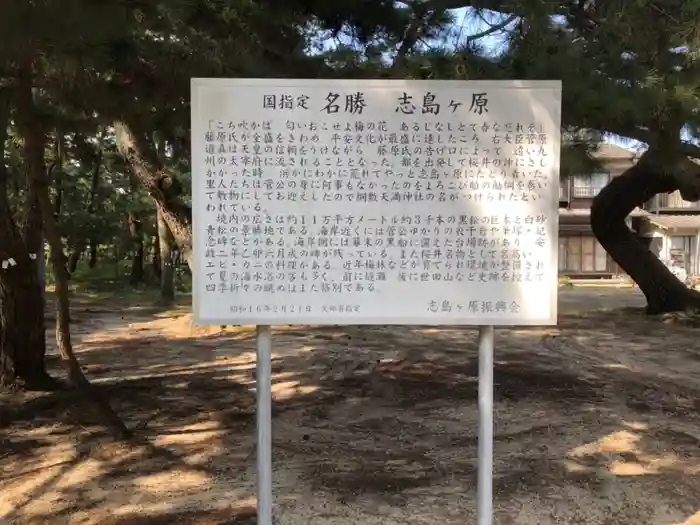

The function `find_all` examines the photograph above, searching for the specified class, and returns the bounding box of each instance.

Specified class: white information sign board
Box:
[191,79,561,326]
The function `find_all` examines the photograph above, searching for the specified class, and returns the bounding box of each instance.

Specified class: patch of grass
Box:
[45,260,192,312]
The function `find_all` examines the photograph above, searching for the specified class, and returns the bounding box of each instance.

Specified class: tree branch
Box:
[406,0,548,17]
[391,15,426,74]
[608,125,700,160]
[466,13,518,42]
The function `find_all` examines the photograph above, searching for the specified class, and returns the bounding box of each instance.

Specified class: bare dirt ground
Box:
[2,287,700,524]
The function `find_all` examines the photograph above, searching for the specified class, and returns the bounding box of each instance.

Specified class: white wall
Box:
[644,225,699,274]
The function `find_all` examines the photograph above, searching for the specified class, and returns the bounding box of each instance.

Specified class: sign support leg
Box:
[256,324,273,525]
[477,325,495,525]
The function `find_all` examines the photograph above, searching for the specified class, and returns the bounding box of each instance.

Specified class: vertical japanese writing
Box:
[195,81,560,323]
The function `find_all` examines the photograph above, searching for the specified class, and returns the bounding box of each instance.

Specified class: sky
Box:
[318,5,695,153]
[442,8,644,152]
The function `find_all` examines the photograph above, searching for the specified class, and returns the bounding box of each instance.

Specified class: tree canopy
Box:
[3,0,700,390]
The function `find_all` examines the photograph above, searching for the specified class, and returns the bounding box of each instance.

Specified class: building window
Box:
[595,241,608,271]
[558,238,568,271]
[668,235,693,274]
[559,234,610,273]
[572,172,609,198]
[567,237,581,271]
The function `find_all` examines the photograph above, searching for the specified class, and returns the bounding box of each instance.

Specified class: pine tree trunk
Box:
[0,222,49,388]
[130,243,144,285]
[53,130,64,217]
[86,144,102,272]
[151,232,161,280]
[0,89,48,389]
[0,269,48,388]
[157,208,175,303]
[114,121,193,271]
[591,152,700,314]
[89,242,98,268]
[67,136,103,275]
[24,190,47,363]
[17,79,131,437]
[128,212,144,285]
[67,244,83,273]
[68,136,103,273]
[152,239,161,279]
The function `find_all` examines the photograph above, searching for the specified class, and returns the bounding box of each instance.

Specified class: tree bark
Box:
[88,242,98,268]
[114,121,193,271]
[53,130,64,217]
[157,208,175,303]
[68,134,103,274]
[17,80,131,437]
[128,212,144,285]
[86,140,102,271]
[0,89,49,389]
[152,232,162,280]
[67,245,83,273]
[591,151,700,314]
[21,188,47,373]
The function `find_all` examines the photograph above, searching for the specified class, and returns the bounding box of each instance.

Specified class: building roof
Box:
[590,143,639,161]
[646,214,700,230]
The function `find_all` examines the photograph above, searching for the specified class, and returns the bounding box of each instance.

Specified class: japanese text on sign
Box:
[262,90,488,116]
[191,79,562,326]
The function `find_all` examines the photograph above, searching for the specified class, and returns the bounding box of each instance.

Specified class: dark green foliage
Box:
[1,0,700,290]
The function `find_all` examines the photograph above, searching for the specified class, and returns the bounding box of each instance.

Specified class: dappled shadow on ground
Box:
[104,507,257,525]
[2,288,700,524]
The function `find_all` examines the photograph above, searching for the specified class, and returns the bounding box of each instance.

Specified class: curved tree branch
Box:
[466,13,518,43]
[392,16,424,73]
[606,125,700,160]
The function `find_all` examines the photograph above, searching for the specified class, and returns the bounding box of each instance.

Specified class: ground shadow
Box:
[3,291,700,523]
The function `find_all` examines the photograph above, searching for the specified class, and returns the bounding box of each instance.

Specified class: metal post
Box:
[256,325,273,525]
[477,325,495,525]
